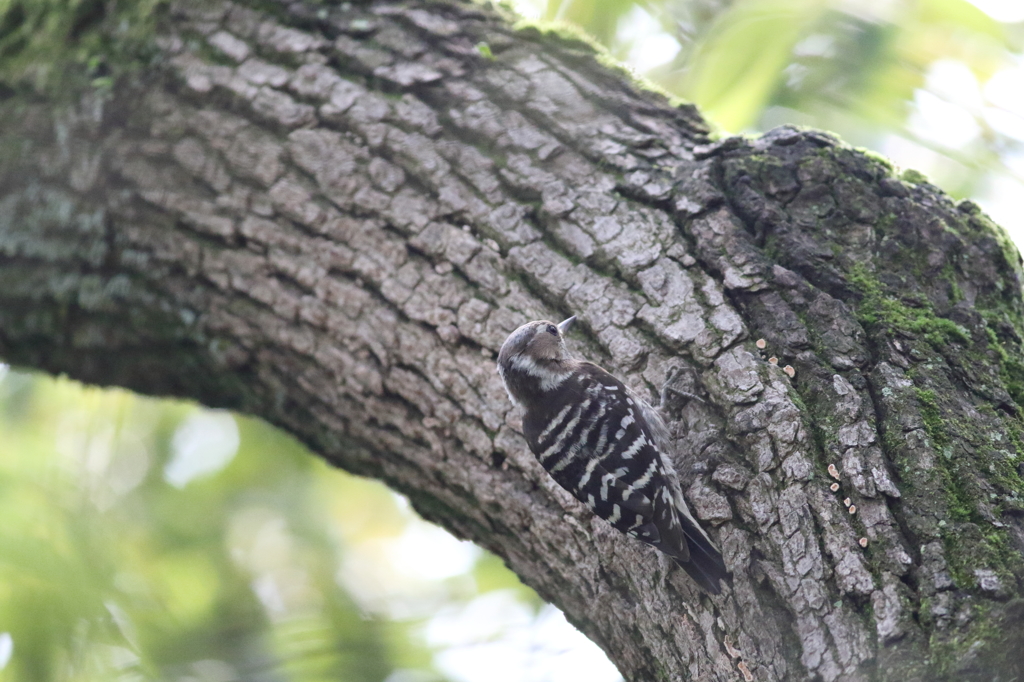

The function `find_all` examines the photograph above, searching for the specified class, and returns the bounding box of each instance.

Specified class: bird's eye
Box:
[547,324,559,336]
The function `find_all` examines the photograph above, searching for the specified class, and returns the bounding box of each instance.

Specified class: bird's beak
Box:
[557,316,576,334]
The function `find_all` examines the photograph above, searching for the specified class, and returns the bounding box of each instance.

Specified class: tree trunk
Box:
[2,1,1023,680]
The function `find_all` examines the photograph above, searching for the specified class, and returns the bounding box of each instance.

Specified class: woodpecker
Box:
[497,316,727,594]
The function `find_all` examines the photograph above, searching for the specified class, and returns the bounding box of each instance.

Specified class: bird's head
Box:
[496,316,577,405]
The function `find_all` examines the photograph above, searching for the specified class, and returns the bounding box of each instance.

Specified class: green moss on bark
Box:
[848,264,970,348]
[0,0,165,98]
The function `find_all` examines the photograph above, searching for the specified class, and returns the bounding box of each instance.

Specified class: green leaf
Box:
[679,0,828,131]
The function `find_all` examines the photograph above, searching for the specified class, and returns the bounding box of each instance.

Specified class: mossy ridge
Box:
[846,263,970,350]
[928,599,1024,680]
[960,202,1024,297]
[969,405,1024,513]
[899,168,929,185]
[848,260,1022,419]
[846,237,1024,591]
[966,203,1024,410]
[910,385,1023,592]
[722,129,1024,673]
[511,17,603,53]
[854,146,896,175]
[983,326,1024,406]
[927,601,994,678]
[721,138,1024,595]
[511,17,698,115]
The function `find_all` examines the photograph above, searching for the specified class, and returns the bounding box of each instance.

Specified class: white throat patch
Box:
[510,354,572,392]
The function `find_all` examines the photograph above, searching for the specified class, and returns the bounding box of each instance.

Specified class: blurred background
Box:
[0,373,619,682]
[514,0,1024,243]
[2,0,1024,680]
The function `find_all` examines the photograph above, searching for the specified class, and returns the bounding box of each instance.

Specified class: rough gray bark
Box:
[2,1,1023,680]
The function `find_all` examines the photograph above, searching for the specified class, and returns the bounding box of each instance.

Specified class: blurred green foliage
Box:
[523,0,1024,230]
[0,370,538,681]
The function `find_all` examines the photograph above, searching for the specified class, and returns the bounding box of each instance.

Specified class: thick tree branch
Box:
[1,1,1023,680]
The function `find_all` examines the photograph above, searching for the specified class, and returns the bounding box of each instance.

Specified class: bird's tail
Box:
[674,526,728,595]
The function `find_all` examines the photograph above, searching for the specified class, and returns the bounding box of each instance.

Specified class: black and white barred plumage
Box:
[497,317,727,594]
